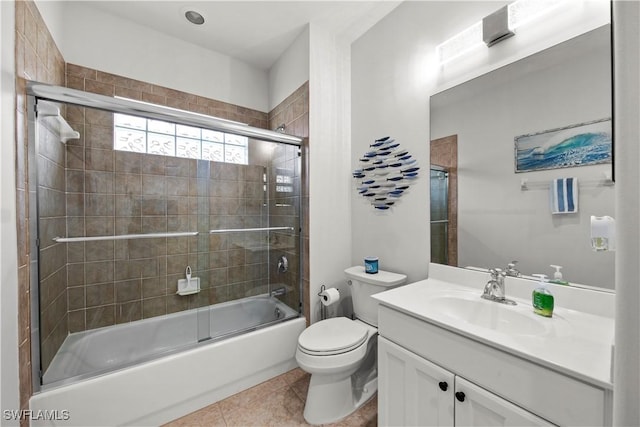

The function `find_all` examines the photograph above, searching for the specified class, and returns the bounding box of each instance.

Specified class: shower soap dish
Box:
[177,266,200,295]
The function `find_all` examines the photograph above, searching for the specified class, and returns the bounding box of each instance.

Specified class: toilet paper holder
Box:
[318,285,327,320]
[318,285,342,320]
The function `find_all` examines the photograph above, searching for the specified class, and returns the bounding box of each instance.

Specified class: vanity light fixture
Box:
[437,0,565,62]
[483,6,514,46]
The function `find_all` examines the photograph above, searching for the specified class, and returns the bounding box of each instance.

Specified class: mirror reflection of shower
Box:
[430,134,458,266]
[430,167,449,264]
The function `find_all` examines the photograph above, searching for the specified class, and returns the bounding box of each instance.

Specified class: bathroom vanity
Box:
[374,264,614,426]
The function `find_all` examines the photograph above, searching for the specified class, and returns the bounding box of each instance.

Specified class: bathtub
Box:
[30,295,306,426]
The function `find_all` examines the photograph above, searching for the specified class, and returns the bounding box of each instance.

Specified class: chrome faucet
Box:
[481,268,517,305]
[504,260,521,277]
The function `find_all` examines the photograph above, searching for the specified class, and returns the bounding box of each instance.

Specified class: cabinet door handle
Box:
[438,381,448,391]
[455,391,466,402]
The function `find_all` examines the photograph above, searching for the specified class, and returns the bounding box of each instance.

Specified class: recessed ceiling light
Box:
[185,10,205,25]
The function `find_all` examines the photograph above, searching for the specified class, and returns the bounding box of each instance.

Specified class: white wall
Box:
[612,1,640,424]
[307,23,353,323]
[268,26,310,112]
[351,0,610,284]
[304,2,401,323]
[431,25,613,289]
[35,1,269,112]
[0,0,20,424]
[351,1,493,283]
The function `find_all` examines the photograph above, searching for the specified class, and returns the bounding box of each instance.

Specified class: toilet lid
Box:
[298,317,369,355]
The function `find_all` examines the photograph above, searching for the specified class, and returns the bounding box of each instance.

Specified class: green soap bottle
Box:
[532,274,554,318]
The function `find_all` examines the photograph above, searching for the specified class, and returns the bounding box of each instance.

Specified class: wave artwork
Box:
[515,119,611,173]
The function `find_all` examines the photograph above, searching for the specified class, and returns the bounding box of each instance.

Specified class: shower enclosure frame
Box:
[430,165,449,265]
[26,81,304,393]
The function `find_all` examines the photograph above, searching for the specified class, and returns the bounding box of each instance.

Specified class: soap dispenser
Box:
[549,265,569,286]
[532,274,554,318]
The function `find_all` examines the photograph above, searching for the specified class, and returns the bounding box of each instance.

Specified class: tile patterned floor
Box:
[163,368,377,427]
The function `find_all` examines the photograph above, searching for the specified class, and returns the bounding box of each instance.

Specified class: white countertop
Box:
[374,276,614,390]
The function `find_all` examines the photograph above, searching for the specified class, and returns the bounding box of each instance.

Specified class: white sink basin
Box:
[428,292,572,337]
[372,269,615,389]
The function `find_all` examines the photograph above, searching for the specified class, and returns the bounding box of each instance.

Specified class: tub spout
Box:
[270,287,287,297]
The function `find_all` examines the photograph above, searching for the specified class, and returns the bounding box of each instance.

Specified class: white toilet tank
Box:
[344,266,407,326]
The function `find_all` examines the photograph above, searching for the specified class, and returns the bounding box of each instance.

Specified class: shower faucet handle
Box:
[277,255,288,273]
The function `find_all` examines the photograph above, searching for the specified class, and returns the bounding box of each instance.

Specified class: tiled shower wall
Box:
[15,0,309,405]
[15,0,66,413]
[58,66,304,338]
[60,104,271,335]
[36,117,70,375]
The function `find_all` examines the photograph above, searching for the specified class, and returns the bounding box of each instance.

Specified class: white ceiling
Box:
[82,1,399,70]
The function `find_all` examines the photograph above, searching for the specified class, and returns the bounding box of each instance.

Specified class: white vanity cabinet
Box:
[379,336,455,426]
[379,337,553,426]
[377,304,613,427]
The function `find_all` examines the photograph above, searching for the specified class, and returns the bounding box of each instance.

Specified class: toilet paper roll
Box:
[319,287,340,306]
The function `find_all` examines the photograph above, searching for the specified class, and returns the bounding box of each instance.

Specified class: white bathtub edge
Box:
[30,317,306,427]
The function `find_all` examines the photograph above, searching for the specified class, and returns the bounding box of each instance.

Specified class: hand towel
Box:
[550,178,578,214]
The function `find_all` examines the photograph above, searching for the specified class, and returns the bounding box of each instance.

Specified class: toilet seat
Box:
[298,317,369,356]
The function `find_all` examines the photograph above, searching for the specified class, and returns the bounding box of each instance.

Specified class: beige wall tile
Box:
[67,63,97,79]
[142,296,166,318]
[18,9,307,401]
[86,305,115,329]
[116,301,142,324]
[67,309,86,333]
[86,283,115,307]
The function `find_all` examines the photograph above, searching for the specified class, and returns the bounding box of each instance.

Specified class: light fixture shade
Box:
[435,0,565,63]
[436,21,483,64]
[483,5,515,46]
[508,0,565,30]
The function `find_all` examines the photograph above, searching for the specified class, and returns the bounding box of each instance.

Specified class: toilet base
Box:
[303,374,377,425]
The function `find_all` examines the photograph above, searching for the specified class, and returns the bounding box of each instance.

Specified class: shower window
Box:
[114,113,249,164]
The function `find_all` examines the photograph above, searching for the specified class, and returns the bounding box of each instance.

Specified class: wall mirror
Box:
[429,24,614,290]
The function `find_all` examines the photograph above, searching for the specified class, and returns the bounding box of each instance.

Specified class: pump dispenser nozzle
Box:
[549,265,568,285]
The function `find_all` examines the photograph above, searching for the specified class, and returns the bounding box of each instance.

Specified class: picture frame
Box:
[514,118,612,173]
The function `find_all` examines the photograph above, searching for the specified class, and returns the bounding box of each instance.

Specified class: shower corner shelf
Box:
[37,100,80,143]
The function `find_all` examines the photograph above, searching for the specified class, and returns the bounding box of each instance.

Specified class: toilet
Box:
[296,266,407,425]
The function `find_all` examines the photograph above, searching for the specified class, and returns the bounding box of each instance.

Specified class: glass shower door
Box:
[29,83,303,390]
[266,143,301,316]
[34,101,209,386]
